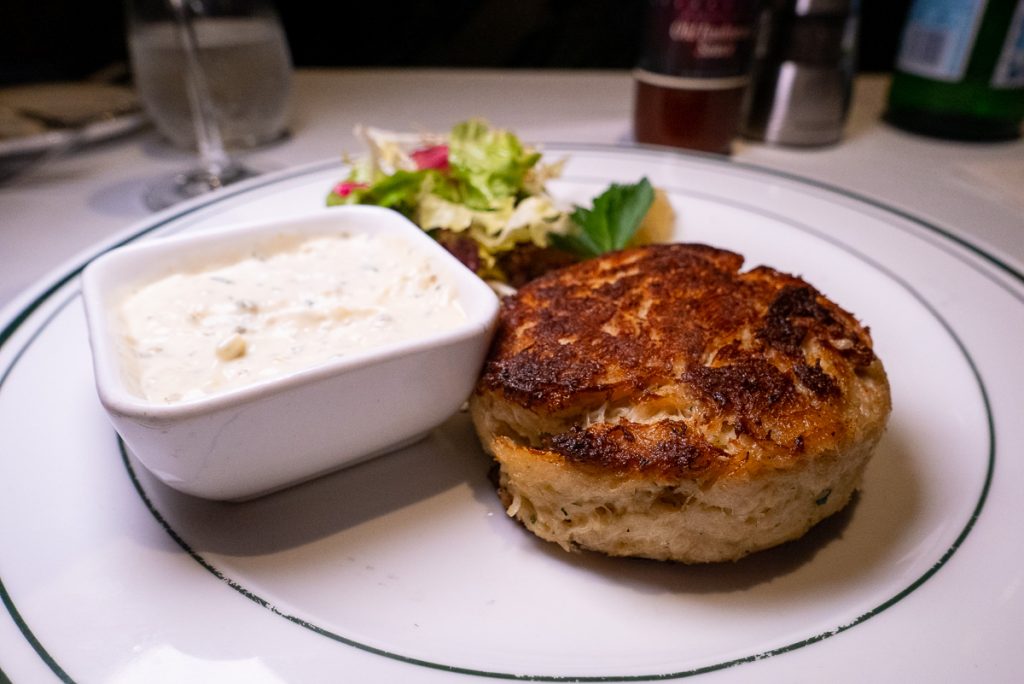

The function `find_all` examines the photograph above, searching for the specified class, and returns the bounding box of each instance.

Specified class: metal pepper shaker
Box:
[740,0,858,146]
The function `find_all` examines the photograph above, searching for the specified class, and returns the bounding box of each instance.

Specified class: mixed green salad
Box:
[327,120,668,284]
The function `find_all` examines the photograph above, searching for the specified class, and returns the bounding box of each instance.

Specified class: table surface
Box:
[1,69,1023,684]
[1,69,1022,311]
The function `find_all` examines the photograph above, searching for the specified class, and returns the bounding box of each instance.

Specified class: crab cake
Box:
[469,243,891,563]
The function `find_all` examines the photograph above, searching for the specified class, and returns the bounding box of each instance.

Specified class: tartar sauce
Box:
[120,232,466,403]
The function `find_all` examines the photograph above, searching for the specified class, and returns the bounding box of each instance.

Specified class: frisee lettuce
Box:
[327,121,571,278]
[445,119,541,208]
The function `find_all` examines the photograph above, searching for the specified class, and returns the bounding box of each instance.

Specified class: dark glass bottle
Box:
[886,0,1024,141]
[633,0,761,154]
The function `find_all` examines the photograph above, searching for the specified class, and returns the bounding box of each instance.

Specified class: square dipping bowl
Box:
[81,206,500,500]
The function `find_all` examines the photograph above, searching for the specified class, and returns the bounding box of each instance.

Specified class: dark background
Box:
[1,0,913,85]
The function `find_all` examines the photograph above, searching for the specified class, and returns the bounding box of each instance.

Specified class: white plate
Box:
[1,145,1022,683]
[0,83,146,160]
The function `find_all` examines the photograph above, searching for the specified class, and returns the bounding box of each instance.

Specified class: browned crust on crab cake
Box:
[469,243,891,563]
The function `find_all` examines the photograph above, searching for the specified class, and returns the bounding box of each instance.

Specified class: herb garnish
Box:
[552,177,654,258]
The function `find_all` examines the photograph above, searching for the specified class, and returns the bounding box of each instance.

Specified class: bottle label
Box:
[992,0,1024,88]
[638,0,760,79]
[896,0,988,82]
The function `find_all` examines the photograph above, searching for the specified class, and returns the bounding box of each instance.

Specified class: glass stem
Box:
[168,0,233,179]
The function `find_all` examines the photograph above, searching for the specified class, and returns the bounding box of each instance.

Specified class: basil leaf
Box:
[557,177,655,258]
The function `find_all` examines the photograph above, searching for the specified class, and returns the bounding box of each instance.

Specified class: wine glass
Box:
[126,0,293,210]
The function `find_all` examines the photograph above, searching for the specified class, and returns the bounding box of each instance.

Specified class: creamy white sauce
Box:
[120,232,466,403]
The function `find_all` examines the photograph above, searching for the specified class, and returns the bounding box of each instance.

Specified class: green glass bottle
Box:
[886,0,1024,140]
